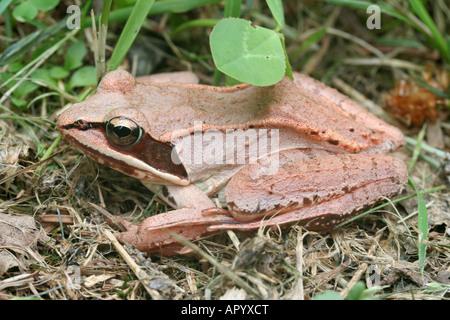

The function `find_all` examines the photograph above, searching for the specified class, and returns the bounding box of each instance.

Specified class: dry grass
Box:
[0,1,449,300]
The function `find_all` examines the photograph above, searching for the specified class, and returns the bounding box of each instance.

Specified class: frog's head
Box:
[56,70,189,185]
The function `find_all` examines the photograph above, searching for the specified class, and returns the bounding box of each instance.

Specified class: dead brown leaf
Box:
[0,213,51,276]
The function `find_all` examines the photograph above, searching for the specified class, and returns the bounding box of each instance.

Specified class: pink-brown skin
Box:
[57,70,408,255]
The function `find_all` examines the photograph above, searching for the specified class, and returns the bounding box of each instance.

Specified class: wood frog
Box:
[57,70,408,255]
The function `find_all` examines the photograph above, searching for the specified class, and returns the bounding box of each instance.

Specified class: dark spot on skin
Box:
[167,196,176,206]
[227,201,236,211]
[313,195,319,202]
[342,186,349,193]
[327,139,339,145]
[161,186,169,198]
[303,198,312,205]
[310,131,318,135]
[349,128,355,132]
[322,130,326,134]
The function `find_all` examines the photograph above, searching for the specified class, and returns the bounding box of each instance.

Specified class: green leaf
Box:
[69,66,97,89]
[210,18,286,86]
[65,41,87,71]
[265,0,285,29]
[29,0,59,11]
[14,81,39,98]
[8,61,24,73]
[0,19,67,66]
[31,68,57,87]
[50,66,69,79]
[11,96,27,108]
[345,281,378,300]
[13,1,38,22]
[312,291,342,300]
[0,72,38,96]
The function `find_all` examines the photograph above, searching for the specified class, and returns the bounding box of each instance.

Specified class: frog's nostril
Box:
[74,119,90,130]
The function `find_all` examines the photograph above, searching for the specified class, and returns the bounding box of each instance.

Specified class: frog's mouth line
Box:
[59,122,190,186]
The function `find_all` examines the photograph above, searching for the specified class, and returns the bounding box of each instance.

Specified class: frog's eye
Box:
[105,116,143,146]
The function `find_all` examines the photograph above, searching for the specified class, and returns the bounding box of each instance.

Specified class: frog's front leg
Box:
[116,183,235,255]
[212,153,408,232]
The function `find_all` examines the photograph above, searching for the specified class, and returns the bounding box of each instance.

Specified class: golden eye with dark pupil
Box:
[105,116,142,146]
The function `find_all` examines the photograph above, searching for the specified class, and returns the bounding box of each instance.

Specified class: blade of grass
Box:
[408,123,427,173]
[290,27,327,59]
[107,0,155,71]
[225,0,242,18]
[171,18,219,36]
[0,1,93,66]
[0,0,13,16]
[1,0,13,39]
[335,184,444,228]
[95,0,112,78]
[324,0,450,62]
[405,145,441,170]
[0,28,79,104]
[405,136,447,159]
[409,0,449,63]
[407,178,428,278]
[323,0,421,30]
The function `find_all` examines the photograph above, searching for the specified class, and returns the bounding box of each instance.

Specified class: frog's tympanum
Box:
[57,70,408,255]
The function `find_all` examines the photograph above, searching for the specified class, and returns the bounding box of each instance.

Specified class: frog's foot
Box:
[116,208,237,255]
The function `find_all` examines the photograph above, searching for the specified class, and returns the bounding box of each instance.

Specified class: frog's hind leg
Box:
[212,153,408,232]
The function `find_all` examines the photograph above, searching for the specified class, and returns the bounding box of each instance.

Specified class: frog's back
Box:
[138,76,402,154]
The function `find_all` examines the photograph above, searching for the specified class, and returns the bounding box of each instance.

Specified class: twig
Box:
[340,228,384,299]
[103,229,164,300]
[291,228,305,300]
[332,77,385,117]
[341,57,424,71]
